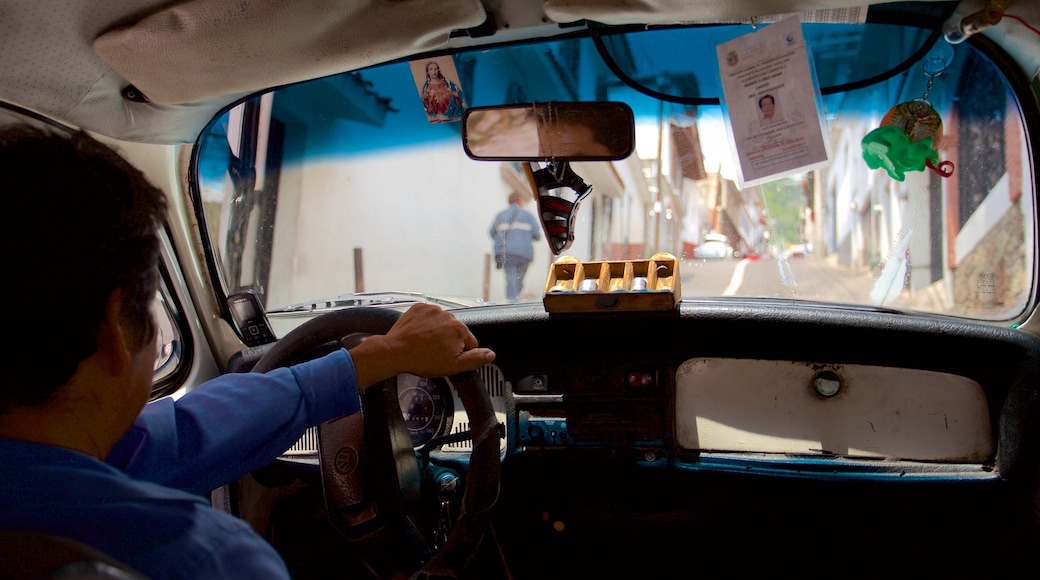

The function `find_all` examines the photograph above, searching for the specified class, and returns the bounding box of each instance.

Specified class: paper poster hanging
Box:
[716,16,831,188]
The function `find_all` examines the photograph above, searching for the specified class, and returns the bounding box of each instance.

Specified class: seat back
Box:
[0,530,145,579]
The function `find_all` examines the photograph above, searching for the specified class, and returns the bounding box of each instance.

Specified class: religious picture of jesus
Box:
[410,56,467,123]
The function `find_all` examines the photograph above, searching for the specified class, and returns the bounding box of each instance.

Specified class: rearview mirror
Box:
[462,102,635,161]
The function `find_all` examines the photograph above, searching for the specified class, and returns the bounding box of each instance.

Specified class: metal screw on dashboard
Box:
[813,371,842,397]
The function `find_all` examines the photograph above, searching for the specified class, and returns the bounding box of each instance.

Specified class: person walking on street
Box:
[489,191,541,302]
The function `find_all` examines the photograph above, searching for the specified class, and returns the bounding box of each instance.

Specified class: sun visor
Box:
[93,0,487,105]
[542,0,932,25]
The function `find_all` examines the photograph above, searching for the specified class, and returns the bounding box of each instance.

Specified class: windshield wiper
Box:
[265,291,482,315]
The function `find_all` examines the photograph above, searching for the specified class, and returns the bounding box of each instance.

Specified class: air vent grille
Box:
[282,363,507,456]
[442,364,507,453]
[285,426,319,456]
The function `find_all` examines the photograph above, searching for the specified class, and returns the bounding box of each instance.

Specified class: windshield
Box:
[193,19,1035,336]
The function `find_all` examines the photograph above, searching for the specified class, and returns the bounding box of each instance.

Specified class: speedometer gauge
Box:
[397,374,451,447]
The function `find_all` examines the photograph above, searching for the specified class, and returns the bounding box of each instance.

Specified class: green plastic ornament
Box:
[861,99,954,182]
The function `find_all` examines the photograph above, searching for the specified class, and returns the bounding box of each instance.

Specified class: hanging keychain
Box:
[861,55,955,181]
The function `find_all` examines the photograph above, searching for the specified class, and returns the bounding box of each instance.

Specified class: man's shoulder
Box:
[0,439,207,507]
[0,455,285,579]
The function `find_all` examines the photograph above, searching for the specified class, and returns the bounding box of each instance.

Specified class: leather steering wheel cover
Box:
[250,308,400,374]
[411,369,500,579]
[249,307,500,578]
[252,308,403,541]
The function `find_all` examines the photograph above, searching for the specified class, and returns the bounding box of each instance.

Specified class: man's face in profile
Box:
[537,120,611,157]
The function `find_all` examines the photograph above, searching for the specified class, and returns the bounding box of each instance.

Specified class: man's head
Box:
[1,124,167,416]
[758,94,776,119]
[532,108,627,158]
[425,60,442,80]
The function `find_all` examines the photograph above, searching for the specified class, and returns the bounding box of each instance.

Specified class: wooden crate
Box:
[542,253,680,313]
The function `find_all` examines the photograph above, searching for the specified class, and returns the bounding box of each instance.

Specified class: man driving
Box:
[0,124,495,579]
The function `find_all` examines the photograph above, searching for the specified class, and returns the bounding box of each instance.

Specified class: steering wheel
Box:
[251,307,500,579]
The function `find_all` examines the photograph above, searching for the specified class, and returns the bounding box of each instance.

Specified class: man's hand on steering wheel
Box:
[348,303,496,388]
[251,303,502,579]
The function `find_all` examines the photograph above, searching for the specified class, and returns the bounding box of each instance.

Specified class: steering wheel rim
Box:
[250,307,500,579]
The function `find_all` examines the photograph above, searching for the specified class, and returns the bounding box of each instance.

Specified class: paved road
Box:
[680,256,878,305]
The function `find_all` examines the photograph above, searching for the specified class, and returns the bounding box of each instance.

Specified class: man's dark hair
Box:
[584,117,631,157]
[530,105,631,157]
[1,123,167,411]
[758,94,775,108]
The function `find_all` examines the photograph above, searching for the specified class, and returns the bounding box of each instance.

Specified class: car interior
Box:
[2,0,1038,578]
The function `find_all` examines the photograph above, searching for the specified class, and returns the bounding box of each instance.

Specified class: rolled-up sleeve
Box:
[107,348,360,496]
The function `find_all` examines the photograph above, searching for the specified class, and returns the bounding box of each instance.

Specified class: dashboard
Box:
[227,300,1039,575]
[454,301,1037,480]
[234,300,1037,481]
[458,302,1038,574]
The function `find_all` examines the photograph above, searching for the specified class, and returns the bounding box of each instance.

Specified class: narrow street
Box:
[680,255,879,304]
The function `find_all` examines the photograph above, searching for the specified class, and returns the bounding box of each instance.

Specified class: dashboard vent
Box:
[443,364,507,453]
[285,425,318,456]
[283,363,507,457]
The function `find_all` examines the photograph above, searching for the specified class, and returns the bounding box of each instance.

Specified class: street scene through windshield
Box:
[196,21,1033,330]
[4,1,1039,577]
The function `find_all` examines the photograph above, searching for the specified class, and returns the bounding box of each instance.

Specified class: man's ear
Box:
[96,290,132,377]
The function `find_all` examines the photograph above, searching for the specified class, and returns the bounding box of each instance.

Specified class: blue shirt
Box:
[0,348,360,579]
[490,204,541,261]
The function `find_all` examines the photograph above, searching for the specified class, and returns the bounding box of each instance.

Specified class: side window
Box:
[151,271,190,398]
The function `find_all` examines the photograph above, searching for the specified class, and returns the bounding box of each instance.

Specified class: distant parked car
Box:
[693,233,733,259]
[783,242,812,259]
